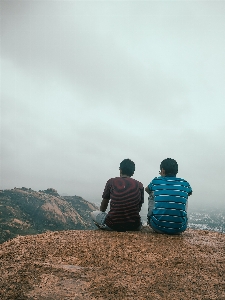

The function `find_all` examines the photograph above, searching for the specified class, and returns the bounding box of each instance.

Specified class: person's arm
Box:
[100,198,110,212]
[138,187,144,212]
[188,184,193,196]
[145,186,151,195]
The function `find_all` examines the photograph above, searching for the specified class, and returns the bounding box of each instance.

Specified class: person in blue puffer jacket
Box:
[145,158,192,235]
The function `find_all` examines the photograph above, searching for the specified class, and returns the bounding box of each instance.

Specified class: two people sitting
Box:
[91,158,192,235]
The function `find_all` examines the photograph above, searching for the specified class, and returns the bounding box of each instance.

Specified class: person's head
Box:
[119,159,135,177]
[160,158,178,177]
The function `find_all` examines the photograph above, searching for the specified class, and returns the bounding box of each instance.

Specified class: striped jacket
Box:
[147,176,192,234]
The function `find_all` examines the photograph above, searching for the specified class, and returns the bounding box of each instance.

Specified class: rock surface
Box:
[0,188,98,243]
[0,227,224,299]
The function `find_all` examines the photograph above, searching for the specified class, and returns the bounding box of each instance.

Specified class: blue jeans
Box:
[90,211,113,230]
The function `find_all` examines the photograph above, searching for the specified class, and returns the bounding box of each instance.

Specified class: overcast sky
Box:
[1,0,225,214]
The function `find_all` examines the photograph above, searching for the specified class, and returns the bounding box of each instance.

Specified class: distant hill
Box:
[0,187,99,243]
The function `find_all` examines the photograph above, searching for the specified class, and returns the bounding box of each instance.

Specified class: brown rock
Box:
[0,228,224,299]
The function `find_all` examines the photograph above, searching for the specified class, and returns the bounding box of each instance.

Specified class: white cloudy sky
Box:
[1,0,225,213]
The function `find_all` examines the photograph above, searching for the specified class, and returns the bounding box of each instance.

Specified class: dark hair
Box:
[120,159,135,176]
[160,158,178,176]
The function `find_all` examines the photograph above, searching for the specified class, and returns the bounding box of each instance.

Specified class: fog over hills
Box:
[187,207,225,233]
[0,187,224,245]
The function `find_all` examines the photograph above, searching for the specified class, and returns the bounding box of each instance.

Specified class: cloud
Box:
[1,1,192,121]
[1,1,225,209]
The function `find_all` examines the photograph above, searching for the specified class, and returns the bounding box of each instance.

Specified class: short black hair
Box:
[160,158,178,176]
[120,159,135,176]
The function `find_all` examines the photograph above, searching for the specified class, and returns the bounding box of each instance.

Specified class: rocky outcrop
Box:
[0,228,224,299]
[0,188,99,243]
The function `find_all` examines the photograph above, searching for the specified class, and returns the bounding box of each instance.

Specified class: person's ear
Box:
[161,168,166,176]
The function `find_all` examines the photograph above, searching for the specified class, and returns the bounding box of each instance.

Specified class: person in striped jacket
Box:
[91,159,144,232]
[145,158,192,235]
